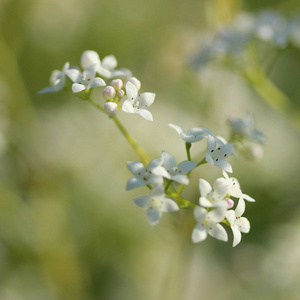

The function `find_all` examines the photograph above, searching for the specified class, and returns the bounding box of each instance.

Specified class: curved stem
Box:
[87,98,151,165]
[167,192,195,209]
[112,116,151,165]
[185,142,192,161]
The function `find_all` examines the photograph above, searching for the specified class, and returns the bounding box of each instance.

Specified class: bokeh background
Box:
[1,0,300,299]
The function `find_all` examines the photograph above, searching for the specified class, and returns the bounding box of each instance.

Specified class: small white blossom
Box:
[168,124,212,143]
[81,50,131,79]
[228,114,265,144]
[192,206,228,243]
[198,178,228,208]
[161,151,196,185]
[38,62,69,94]
[214,171,255,202]
[126,158,169,190]
[226,198,250,247]
[205,135,236,173]
[65,64,106,93]
[122,81,155,121]
[133,187,179,226]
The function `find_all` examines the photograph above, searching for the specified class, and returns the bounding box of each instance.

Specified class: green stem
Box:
[185,142,192,161]
[168,193,195,209]
[112,116,151,165]
[87,98,151,165]
[164,180,172,193]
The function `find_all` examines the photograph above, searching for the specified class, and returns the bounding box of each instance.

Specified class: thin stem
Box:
[164,180,172,193]
[87,98,151,165]
[112,116,151,165]
[185,142,192,161]
[167,193,196,209]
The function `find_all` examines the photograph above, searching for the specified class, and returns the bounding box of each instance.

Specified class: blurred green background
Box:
[1,0,300,299]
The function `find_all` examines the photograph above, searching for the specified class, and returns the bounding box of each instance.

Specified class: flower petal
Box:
[135,109,153,121]
[171,174,189,185]
[235,198,246,217]
[122,100,135,113]
[137,93,155,108]
[133,195,150,209]
[72,83,86,93]
[125,81,138,101]
[126,177,145,190]
[207,135,217,153]
[214,159,233,173]
[242,193,255,202]
[81,50,100,69]
[199,179,212,197]
[237,217,250,233]
[147,207,162,226]
[199,196,213,207]
[161,198,179,213]
[192,224,208,243]
[209,223,228,242]
[168,123,185,135]
[226,210,235,225]
[161,151,176,171]
[97,66,112,78]
[88,77,106,88]
[65,69,82,83]
[177,161,197,174]
[207,207,227,223]
[127,161,145,176]
[102,55,118,70]
[232,226,242,247]
[193,206,207,223]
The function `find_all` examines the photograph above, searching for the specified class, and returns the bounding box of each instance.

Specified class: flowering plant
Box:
[39,50,265,247]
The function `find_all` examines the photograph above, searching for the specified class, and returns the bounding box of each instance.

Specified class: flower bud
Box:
[226,198,234,209]
[117,89,125,98]
[104,102,118,116]
[102,86,116,100]
[111,79,123,90]
[128,77,141,91]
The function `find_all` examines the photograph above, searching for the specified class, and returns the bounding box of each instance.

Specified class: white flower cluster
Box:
[192,10,300,69]
[39,50,156,121]
[40,50,262,247]
[127,124,255,247]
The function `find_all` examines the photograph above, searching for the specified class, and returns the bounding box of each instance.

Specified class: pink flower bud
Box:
[227,198,234,209]
[102,86,116,100]
[111,79,123,90]
[117,89,125,98]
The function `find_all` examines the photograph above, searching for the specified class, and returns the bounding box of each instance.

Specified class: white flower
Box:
[198,178,228,208]
[168,124,212,143]
[38,62,69,94]
[65,64,106,93]
[126,158,169,190]
[205,135,236,173]
[228,114,265,144]
[133,187,179,226]
[161,151,196,185]
[81,50,131,79]
[122,81,155,121]
[214,171,255,202]
[192,206,228,243]
[226,198,250,247]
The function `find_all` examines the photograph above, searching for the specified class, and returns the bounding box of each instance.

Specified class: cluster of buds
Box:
[39,50,264,247]
[39,50,156,121]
